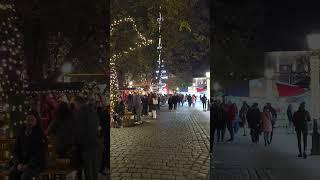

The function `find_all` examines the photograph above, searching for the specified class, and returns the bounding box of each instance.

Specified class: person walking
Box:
[239,101,249,136]
[217,103,228,142]
[187,94,192,107]
[192,95,196,107]
[226,101,236,142]
[133,94,143,124]
[142,95,149,116]
[148,94,153,116]
[264,103,277,143]
[72,96,101,180]
[247,103,261,144]
[157,95,161,110]
[97,98,110,176]
[287,104,294,134]
[293,102,311,159]
[261,107,273,146]
[47,102,74,158]
[201,94,207,111]
[168,95,173,111]
[172,94,178,110]
[152,94,158,119]
[181,95,185,106]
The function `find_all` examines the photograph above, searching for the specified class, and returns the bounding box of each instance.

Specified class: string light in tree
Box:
[0,1,30,137]
[110,17,154,109]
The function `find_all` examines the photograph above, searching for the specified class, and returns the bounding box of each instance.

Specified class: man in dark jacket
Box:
[168,95,173,111]
[47,102,74,158]
[73,96,100,180]
[246,103,261,143]
[9,113,47,180]
[293,102,311,159]
[172,94,178,110]
[97,100,110,175]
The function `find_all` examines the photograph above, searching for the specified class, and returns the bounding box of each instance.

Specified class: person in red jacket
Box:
[226,101,237,142]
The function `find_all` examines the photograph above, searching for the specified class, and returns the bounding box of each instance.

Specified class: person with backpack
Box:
[247,103,261,144]
[293,102,311,159]
[201,94,208,112]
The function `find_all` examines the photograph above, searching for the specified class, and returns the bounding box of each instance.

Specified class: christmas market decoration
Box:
[110,17,153,109]
[0,1,30,137]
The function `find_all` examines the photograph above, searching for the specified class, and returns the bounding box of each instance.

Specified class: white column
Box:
[266,79,273,99]
[207,78,210,99]
[310,55,320,132]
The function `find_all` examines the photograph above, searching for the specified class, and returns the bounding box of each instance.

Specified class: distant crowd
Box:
[211,100,311,159]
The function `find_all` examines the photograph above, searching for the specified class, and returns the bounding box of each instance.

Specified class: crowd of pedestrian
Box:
[166,93,208,112]
[211,100,311,159]
[113,92,163,127]
[7,93,110,180]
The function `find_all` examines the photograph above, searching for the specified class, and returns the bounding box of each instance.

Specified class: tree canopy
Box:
[111,0,209,88]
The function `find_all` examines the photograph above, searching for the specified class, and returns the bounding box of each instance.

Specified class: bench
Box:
[0,138,76,180]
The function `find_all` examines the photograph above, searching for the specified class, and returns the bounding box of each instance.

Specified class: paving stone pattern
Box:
[111,107,210,180]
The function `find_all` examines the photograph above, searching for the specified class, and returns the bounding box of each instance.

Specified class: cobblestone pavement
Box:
[211,127,320,180]
[111,106,210,180]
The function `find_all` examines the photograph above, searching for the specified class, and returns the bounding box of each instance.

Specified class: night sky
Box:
[264,1,320,51]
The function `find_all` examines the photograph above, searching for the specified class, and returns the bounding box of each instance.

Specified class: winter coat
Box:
[73,105,99,148]
[293,109,311,131]
[239,105,249,124]
[127,94,134,111]
[168,97,173,104]
[217,107,227,129]
[201,96,207,103]
[227,105,237,122]
[172,96,178,104]
[246,107,261,129]
[261,112,272,132]
[47,102,74,157]
[133,95,142,113]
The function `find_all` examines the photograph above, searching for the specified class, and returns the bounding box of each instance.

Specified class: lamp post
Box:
[307,33,320,155]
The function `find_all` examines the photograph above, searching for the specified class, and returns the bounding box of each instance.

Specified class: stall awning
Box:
[276,82,306,97]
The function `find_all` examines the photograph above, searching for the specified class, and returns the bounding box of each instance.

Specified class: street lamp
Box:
[307,33,320,155]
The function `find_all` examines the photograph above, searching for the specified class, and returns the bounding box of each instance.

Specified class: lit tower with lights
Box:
[155,6,168,94]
